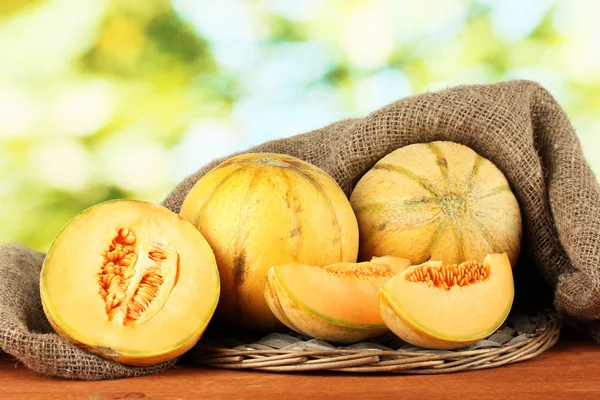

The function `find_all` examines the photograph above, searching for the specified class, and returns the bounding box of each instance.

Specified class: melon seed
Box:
[323,262,397,278]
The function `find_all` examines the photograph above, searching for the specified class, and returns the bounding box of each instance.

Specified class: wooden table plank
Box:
[1,337,600,400]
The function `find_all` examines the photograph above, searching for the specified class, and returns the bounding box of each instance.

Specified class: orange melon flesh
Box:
[379,253,514,349]
[40,200,220,366]
[265,256,410,343]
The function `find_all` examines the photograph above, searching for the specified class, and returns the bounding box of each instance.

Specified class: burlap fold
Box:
[1,80,599,380]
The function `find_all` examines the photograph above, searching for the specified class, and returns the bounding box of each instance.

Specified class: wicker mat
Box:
[189,310,559,374]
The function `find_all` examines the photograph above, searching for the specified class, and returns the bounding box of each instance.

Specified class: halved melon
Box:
[379,253,514,349]
[40,199,220,366]
[264,256,410,343]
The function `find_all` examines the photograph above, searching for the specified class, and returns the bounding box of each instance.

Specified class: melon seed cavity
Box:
[405,260,490,290]
[97,228,180,326]
[323,262,396,278]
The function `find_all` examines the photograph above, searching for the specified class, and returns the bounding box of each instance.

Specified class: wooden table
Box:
[1,334,600,400]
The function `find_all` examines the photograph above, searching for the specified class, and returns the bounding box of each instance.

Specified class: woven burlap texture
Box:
[1,80,598,380]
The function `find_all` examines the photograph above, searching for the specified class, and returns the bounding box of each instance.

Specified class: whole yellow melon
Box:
[350,141,522,267]
[180,153,359,332]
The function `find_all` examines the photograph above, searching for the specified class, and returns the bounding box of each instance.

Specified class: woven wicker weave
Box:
[190,310,559,374]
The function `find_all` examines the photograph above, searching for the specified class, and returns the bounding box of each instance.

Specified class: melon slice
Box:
[264,256,410,343]
[379,253,514,349]
[40,200,220,366]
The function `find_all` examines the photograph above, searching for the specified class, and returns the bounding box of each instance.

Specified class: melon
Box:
[350,141,522,266]
[40,200,220,366]
[379,253,514,349]
[265,256,411,343]
[179,153,359,332]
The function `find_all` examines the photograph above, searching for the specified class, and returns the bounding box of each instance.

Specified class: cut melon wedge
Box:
[264,256,410,343]
[379,253,514,349]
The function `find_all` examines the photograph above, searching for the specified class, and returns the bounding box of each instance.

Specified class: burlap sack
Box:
[164,79,600,321]
[1,80,599,380]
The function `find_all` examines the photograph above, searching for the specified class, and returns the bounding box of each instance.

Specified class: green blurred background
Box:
[1,0,598,252]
